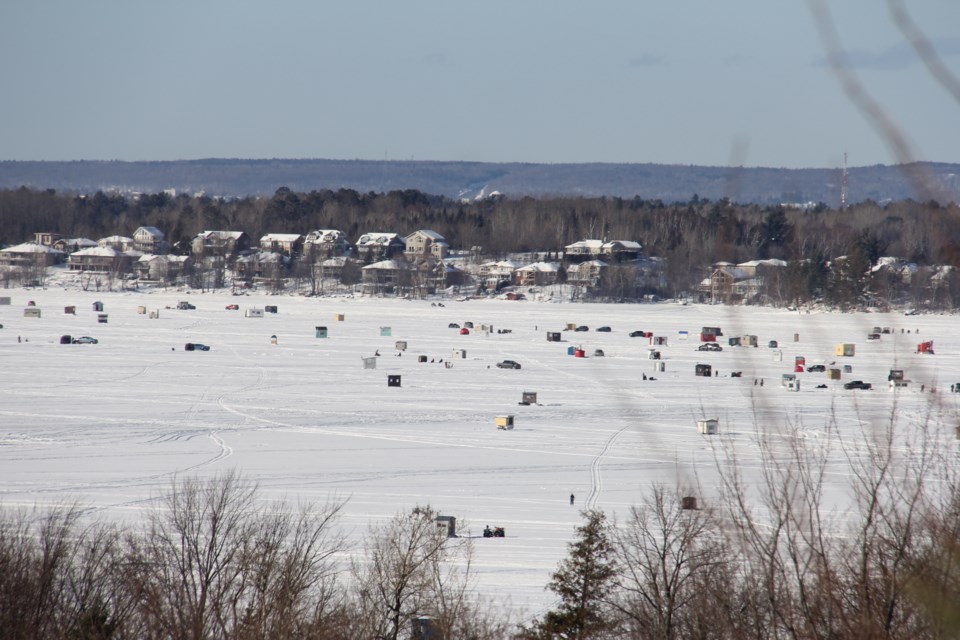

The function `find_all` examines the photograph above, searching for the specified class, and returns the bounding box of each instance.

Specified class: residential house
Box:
[478,260,522,290]
[566,259,608,287]
[408,258,466,297]
[98,235,134,252]
[235,251,286,283]
[304,229,350,259]
[53,237,98,255]
[135,254,193,282]
[361,259,408,295]
[67,246,133,273]
[404,230,449,259]
[515,262,561,286]
[191,231,251,258]
[700,262,770,303]
[259,233,303,258]
[355,233,405,261]
[0,242,64,268]
[133,226,168,254]
[564,239,642,263]
[34,232,63,247]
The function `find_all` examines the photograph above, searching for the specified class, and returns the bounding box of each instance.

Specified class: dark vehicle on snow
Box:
[497,360,521,369]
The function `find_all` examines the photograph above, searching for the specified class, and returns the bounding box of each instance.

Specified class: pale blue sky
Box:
[1,1,958,168]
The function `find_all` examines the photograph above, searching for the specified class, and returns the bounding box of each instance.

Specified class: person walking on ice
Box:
[570,493,575,506]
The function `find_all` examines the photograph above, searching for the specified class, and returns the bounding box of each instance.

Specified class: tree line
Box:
[2,186,960,307]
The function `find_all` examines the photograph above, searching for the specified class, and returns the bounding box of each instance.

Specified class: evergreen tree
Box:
[525,510,617,639]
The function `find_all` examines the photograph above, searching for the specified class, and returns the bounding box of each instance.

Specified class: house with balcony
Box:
[356,232,405,261]
[515,262,561,286]
[259,233,303,258]
[67,246,133,273]
[191,231,251,258]
[404,230,448,259]
[304,229,350,259]
[133,226,168,254]
[0,242,64,268]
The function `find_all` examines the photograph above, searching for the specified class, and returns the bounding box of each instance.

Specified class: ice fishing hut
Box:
[768,340,778,348]
[0,296,10,305]
[387,375,401,387]
[742,335,758,347]
[380,326,391,336]
[245,308,264,318]
[270,335,278,345]
[334,313,345,321]
[452,348,466,359]
[696,418,718,435]
[835,343,856,357]
[728,336,741,347]
[23,307,41,318]
[137,306,146,315]
[843,364,852,373]
[566,322,577,330]
[97,313,108,324]
[60,335,72,344]
[520,391,538,405]
[264,305,278,314]
[888,369,904,382]
[648,349,661,360]
[653,336,668,346]
[362,357,377,370]
[395,340,407,351]
[782,373,797,387]
[681,496,699,510]
[773,349,783,362]
[435,515,457,538]
[827,368,842,380]
[917,340,934,354]
[700,326,722,342]
[654,361,665,372]
[418,355,428,363]
[546,331,562,342]
[93,301,104,312]
[315,326,328,338]
[495,415,515,430]
[695,363,712,377]
[149,310,159,319]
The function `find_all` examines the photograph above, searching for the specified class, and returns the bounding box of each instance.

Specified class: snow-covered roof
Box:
[517,261,560,273]
[305,229,347,243]
[1,242,63,255]
[406,229,445,241]
[99,235,133,244]
[603,240,642,251]
[135,226,164,238]
[739,259,787,268]
[357,233,401,246]
[321,256,349,266]
[571,259,608,269]
[198,230,246,240]
[363,259,401,270]
[71,246,124,258]
[260,233,302,243]
[565,239,604,250]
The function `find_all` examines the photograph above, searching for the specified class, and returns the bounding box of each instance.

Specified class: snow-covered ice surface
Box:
[2,287,959,616]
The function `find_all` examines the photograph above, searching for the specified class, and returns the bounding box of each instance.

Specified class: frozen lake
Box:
[2,288,958,615]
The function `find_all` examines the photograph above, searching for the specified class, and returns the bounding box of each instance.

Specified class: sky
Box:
[1,1,959,169]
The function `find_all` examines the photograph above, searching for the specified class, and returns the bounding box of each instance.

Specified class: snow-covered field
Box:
[2,286,959,615]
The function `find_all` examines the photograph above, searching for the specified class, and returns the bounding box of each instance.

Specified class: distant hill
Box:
[1,158,958,205]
